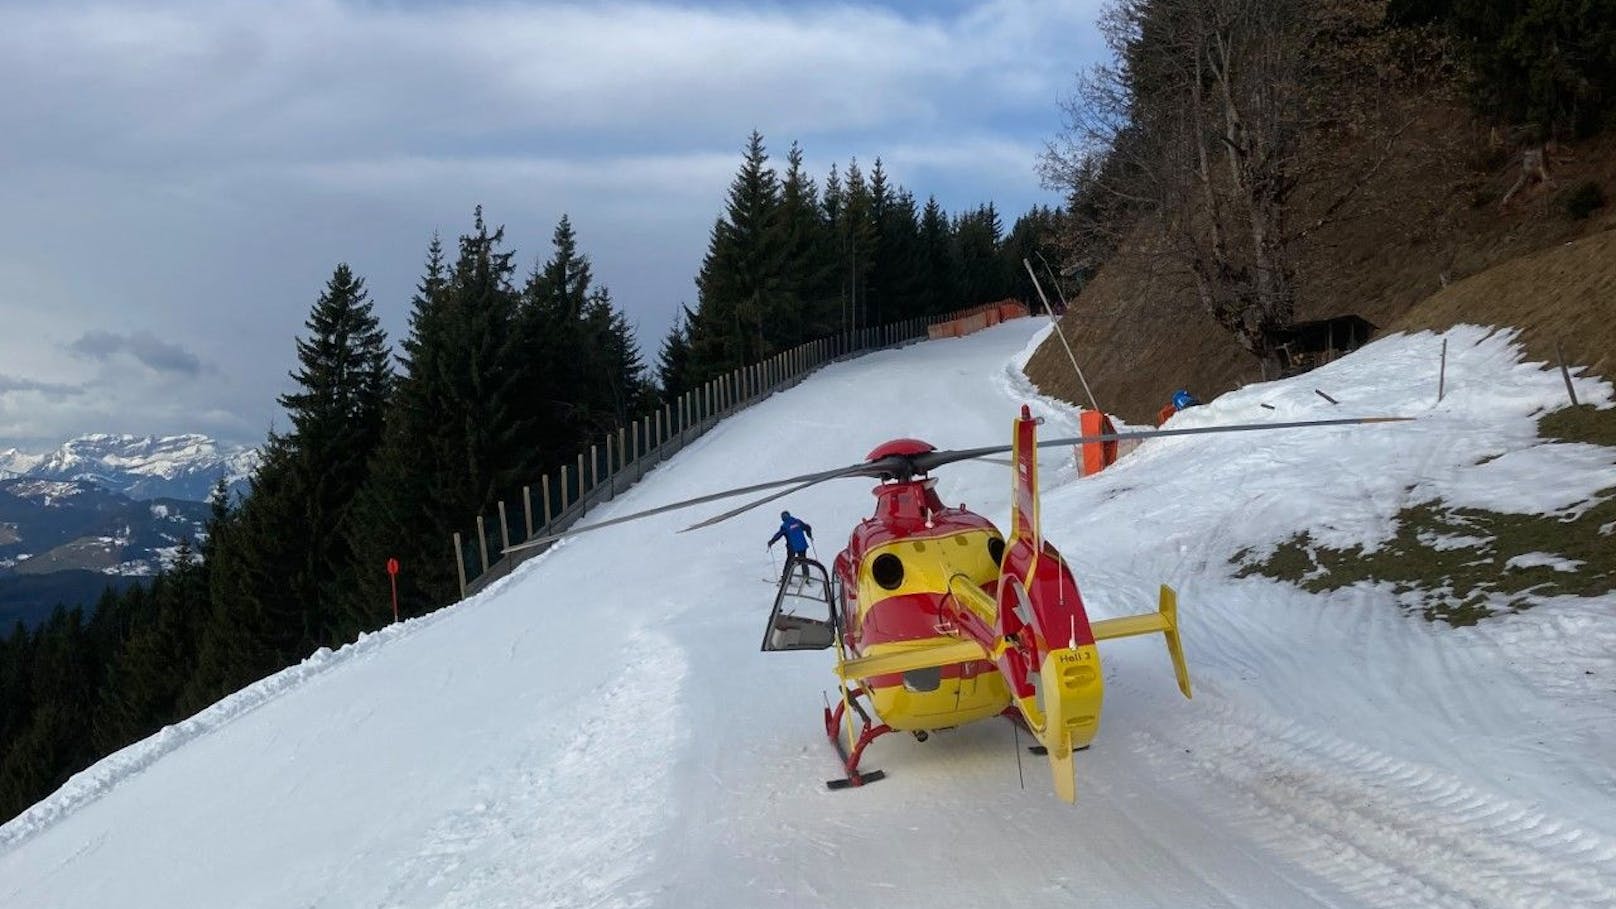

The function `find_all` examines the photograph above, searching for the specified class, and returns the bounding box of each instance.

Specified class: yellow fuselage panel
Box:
[854,528,1003,623]
[864,658,1012,732]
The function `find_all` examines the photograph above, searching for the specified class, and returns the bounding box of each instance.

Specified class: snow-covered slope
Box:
[3,321,1613,908]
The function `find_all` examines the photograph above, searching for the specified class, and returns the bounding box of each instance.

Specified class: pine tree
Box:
[348,211,531,617]
[918,196,961,315]
[656,307,696,401]
[955,204,1011,306]
[520,214,604,459]
[777,142,838,342]
[581,286,653,429]
[345,236,455,626]
[1002,205,1064,311]
[835,158,877,335]
[868,179,925,322]
[690,131,786,381]
[194,263,393,678]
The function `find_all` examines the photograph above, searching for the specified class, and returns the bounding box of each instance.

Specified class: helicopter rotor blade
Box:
[913,415,1411,473]
[678,458,904,532]
[500,460,876,555]
[504,415,1411,553]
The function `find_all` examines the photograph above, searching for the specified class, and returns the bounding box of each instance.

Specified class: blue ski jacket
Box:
[769,513,813,554]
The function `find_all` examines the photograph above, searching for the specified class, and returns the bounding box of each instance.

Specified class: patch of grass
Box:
[1235,491,1616,627]
[1539,404,1616,446]
[1237,405,1616,625]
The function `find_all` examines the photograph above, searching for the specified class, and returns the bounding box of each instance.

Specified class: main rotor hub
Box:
[864,438,935,461]
[865,438,936,483]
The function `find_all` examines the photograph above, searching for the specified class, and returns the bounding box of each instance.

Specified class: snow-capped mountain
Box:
[0,448,44,479]
[12,434,256,501]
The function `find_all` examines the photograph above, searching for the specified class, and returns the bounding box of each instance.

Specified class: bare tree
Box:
[1044,0,1416,376]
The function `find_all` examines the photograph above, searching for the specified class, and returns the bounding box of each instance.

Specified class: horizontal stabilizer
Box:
[1090,584,1192,699]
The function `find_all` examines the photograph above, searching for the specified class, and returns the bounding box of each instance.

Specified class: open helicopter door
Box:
[761,558,837,651]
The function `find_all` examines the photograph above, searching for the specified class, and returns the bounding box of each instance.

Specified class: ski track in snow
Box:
[1136,705,1616,908]
[3,320,1615,908]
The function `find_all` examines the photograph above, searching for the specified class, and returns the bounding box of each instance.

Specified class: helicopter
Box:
[505,408,1406,802]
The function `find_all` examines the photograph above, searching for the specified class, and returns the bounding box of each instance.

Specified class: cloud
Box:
[0,0,1108,448]
[66,330,205,377]
[0,374,84,398]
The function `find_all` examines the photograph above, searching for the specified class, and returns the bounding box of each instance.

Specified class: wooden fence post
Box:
[475,515,489,574]
[497,500,511,554]
[560,465,570,511]
[453,533,467,599]
[522,485,534,539]
[542,474,553,526]
[590,443,600,491]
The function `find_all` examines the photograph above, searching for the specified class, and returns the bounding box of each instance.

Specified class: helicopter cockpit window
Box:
[872,553,905,590]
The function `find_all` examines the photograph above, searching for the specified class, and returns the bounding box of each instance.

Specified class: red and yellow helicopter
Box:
[507,408,1404,802]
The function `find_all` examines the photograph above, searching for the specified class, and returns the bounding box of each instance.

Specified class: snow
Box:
[2,321,1614,908]
[0,447,45,476]
[3,479,89,506]
[1504,552,1584,572]
[5,433,259,500]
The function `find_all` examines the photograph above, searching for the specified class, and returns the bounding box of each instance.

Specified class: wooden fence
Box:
[452,317,941,599]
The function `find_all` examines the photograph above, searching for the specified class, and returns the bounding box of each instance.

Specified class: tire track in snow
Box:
[1136,704,1616,908]
[380,627,688,909]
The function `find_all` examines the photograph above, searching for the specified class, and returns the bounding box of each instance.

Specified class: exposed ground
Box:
[1025,102,1616,424]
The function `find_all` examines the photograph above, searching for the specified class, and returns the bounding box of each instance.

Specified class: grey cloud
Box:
[0,374,84,397]
[0,0,1102,449]
[67,330,204,377]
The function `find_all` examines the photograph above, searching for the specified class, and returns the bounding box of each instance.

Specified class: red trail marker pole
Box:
[386,557,400,623]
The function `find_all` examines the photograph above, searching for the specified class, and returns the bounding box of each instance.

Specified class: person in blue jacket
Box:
[769,510,814,582]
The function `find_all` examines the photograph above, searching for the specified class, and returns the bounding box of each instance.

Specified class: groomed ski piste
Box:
[3,319,1614,908]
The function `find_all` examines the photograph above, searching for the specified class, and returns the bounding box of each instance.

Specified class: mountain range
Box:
[0,433,257,502]
[0,434,256,627]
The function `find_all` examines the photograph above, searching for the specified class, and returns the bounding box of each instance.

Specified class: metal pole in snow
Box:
[1023,258,1100,413]
[1437,338,1447,403]
[1556,341,1579,406]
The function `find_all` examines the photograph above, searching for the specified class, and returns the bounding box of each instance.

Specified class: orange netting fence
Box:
[925,299,1030,340]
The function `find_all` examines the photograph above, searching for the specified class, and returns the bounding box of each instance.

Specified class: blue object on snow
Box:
[1172,389,1201,410]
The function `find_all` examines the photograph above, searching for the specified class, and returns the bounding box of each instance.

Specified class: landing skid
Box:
[823,686,892,791]
[1026,745,1090,756]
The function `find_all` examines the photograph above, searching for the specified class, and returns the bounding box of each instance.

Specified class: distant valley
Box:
[0,433,256,628]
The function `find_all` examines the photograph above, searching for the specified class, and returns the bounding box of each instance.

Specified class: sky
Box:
[0,0,1107,450]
